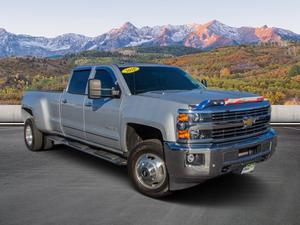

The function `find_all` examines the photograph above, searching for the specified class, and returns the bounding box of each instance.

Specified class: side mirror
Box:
[88,79,101,99]
[88,79,121,99]
[201,79,208,87]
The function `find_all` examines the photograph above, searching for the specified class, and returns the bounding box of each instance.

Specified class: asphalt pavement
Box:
[0,126,299,225]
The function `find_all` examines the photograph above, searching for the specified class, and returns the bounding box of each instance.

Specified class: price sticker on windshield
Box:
[122,67,140,74]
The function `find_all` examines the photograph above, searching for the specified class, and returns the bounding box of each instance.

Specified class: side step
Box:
[47,135,127,166]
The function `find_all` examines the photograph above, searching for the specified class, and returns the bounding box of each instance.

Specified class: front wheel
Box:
[128,139,171,198]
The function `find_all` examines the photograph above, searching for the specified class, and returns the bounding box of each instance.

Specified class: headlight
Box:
[177,113,212,123]
[190,113,200,122]
[177,122,188,130]
[177,112,212,141]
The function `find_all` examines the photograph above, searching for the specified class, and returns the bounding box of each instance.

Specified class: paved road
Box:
[0,127,299,225]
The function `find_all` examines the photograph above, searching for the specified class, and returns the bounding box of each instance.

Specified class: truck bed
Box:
[22,91,63,133]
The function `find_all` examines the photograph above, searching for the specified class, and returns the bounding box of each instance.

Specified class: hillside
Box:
[0,46,196,104]
[161,44,300,104]
[0,57,72,104]
[0,44,300,104]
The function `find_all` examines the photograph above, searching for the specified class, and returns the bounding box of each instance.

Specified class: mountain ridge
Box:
[1,20,300,57]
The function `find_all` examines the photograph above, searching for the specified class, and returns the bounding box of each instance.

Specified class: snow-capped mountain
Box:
[1,20,300,57]
[0,28,92,57]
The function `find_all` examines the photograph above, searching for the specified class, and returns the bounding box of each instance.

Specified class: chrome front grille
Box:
[212,118,269,141]
[177,105,271,144]
[211,107,270,142]
[211,106,269,122]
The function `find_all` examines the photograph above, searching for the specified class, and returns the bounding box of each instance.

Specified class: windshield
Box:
[119,66,203,94]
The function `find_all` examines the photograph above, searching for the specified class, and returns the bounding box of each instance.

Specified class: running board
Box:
[47,136,127,166]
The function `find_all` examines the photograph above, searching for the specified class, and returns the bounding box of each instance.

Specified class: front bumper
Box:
[164,128,277,191]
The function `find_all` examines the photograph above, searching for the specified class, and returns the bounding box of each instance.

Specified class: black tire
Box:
[43,136,54,150]
[24,118,44,151]
[128,139,171,198]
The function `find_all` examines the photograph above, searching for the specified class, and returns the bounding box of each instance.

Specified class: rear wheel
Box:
[128,139,171,198]
[24,118,51,151]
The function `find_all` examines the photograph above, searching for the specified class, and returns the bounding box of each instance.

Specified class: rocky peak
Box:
[0,28,8,35]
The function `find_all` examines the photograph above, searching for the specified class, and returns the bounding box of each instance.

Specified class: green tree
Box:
[288,65,300,77]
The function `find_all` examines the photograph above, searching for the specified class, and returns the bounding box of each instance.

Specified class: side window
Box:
[94,69,116,97]
[68,70,91,95]
[94,69,115,89]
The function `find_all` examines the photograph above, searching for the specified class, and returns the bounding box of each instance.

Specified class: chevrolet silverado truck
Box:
[22,64,277,197]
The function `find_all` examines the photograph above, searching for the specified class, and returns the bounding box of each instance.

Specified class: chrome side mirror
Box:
[88,79,101,99]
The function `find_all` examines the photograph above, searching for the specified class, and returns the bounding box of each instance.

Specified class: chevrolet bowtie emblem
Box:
[243,117,255,128]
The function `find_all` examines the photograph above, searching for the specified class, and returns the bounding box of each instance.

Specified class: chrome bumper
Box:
[164,128,277,191]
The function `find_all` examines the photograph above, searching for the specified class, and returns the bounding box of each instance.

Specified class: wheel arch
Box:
[22,106,34,122]
[124,122,165,153]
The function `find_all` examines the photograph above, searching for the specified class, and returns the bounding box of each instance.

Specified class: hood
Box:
[138,89,258,105]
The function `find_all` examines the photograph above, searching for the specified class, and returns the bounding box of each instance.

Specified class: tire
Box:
[128,139,171,198]
[43,136,54,150]
[24,118,44,151]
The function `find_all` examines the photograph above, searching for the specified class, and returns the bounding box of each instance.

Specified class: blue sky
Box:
[1,0,299,37]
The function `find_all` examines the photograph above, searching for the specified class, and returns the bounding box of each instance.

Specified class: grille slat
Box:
[212,125,268,139]
[212,107,269,122]
[213,126,266,135]
[211,106,270,142]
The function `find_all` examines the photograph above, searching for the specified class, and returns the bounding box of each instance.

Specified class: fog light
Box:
[186,154,195,163]
[186,153,205,166]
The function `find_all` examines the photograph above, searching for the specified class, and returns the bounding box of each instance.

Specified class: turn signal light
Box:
[177,113,189,122]
[178,130,190,139]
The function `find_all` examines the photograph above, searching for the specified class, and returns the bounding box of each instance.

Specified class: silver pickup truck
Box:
[22,64,277,197]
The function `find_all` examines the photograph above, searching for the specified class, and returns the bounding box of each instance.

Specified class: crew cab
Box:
[22,64,277,197]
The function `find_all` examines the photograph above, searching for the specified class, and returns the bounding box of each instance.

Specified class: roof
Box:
[116,63,175,68]
[73,63,176,70]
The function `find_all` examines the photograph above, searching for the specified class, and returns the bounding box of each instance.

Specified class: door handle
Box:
[85,101,92,107]
[62,99,67,104]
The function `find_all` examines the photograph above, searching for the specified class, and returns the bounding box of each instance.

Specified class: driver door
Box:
[84,68,122,151]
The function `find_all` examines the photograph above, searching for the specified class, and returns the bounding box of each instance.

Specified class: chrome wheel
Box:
[135,153,167,189]
[25,125,33,146]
